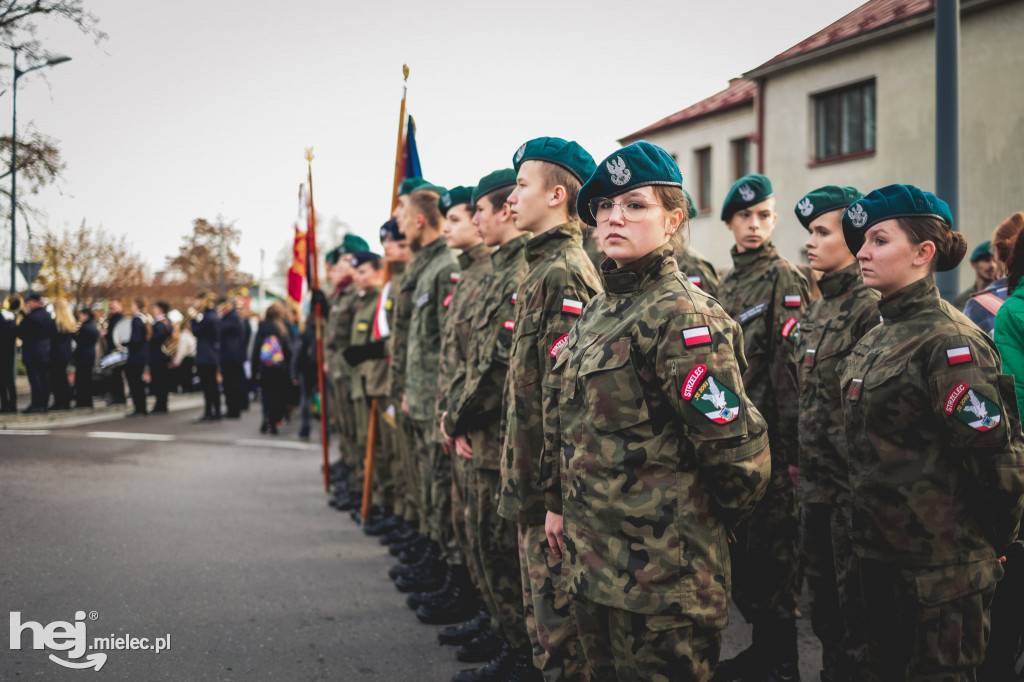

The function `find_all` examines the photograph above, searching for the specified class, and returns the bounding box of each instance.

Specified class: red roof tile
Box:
[619,79,757,143]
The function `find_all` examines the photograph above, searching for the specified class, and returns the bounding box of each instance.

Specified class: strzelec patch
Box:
[944,382,1001,431]
[681,364,740,424]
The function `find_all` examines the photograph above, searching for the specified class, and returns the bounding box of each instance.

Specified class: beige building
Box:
[621,0,1024,293]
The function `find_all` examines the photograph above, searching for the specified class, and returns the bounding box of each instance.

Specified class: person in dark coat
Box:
[148,301,172,413]
[124,298,151,416]
[74,307,99,408]
[16,292,56,413]
[217,297,247,419]
[191,293,221,422]
[48,298,76,410]
[103,299,127,404]
[291,311,318,439]
[0,295,21,412]
[252,301,293,435]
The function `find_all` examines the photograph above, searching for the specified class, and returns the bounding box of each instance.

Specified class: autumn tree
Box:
[0,1,104,67]
[165,217,252,296]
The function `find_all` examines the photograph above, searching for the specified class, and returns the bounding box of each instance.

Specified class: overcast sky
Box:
[8,0,866,289]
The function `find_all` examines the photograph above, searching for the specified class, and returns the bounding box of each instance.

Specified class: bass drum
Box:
[111,317,132,350]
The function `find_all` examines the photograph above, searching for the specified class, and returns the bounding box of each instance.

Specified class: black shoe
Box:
[506,646,542,681]
[438,610,490,646]
[380,522,416,545]
[194,415,219,424]
[451,644,513,682]
[21,406,46,414]
[749,661,800,682]
[388,542,439,580]
[260,421,268,433]
[335,492,362,512]
[364,514,402,537]
[407,564,456,610]
[151,407,168,414]
[394,558,447,593]
[389,533,426,556]
[126,410,148,417]
[415,564,477,623]
[455,629,504,663]
[713,644,765,682]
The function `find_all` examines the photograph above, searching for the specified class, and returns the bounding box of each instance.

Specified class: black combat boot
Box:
[506,645,542,681]
[438,608,491,646]
[394,556,447,593]
[455,628,504,663]
[389,541,439,580]
[416,565,479,624]
[363,513,402,536]
[407,564,456,610]
[451,643,513,682]
[380,522,417,545]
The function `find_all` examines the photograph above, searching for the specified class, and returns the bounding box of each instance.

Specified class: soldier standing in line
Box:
[498,137,602,682]
[713,174,809,682]
[389,182,461,595]
[439,169,534,680]
[672,188,720,297]
[837,185,1024,680]
[409,185,494,627]
[555,140,771,682]
[791,186,877,682]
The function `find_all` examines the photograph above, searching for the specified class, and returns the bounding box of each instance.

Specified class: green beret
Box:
[577,141,682,226]
[472,168,517,206]
[399,177,431,196]
[842,184,953,256]
[682,188,697,220]
[721,174,774,222]
[438,186,474,216]
[794,185,864,231]
[324,246,342,266]
[512,136,596,183]
[971,240,992,263]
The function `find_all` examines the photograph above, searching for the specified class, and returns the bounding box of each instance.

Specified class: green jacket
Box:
[838,276,1024,571]
[325,280,359,380]
[350,285,386,400]
[384,262,407,402]
[557,247,770,623]
[994,285,1024,415]
[794,261,879,505]
[497,222,602,525]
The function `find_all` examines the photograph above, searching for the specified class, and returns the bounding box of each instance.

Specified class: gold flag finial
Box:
[402,64,409,82]
[304,147,314,163]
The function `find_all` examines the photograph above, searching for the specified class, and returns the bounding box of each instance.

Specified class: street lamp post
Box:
[9,49,70,295]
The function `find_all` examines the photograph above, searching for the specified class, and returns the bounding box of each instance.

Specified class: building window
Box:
[731,138,751,180]
[814,79,876,162]
[695,147,711,212]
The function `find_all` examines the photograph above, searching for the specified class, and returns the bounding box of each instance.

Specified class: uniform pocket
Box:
[512,309,542,389]
[577,337,648,433]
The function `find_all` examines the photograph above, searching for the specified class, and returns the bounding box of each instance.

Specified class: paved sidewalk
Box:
[0,387,206,431]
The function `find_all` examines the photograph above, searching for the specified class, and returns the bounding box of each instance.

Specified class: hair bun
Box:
[937,231,968,272]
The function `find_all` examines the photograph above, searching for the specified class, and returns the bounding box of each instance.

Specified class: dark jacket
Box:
[74,319,100,369]
[149,318,171,367]
[218,309,247,365]
[17,307,56,364]
[0,309,17,368]
[126,315,149,366]
[252,319,292,380]
[291,320,317,383]
[50,331,74,368]
[192,308,220,367]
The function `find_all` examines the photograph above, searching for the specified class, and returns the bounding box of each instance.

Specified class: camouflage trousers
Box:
[858,557,1000,682]
[396,410,421,526]
[328,371,357,468]
[410,418,458,561]
[730,464,800,624]
[800,501,868,681]
[450,452,479,586]
[518,522,586,682]
[352,397,394,510]
[571,598,720,682]
[375,398,401,514]
[470,467,529,649]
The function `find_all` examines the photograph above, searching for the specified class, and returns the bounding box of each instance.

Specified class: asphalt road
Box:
[0,406,823,681]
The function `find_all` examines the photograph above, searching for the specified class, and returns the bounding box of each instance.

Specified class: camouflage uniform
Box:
[793,261,879,681]
[670,230,720,298]
[380,264,407,520]
[556,247,770,681]
[497,222,602,680]
[580,225,604,272]
[350,284,392,509]
[435,242,492,571]
[388,260,421,527]
[837,275,1024,681]
[404,236,459,549]
[445,233,530,649]
[325,279,360,468]
[715,240,809,639]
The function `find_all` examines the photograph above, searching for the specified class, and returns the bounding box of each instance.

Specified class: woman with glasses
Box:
[549,141,770,681]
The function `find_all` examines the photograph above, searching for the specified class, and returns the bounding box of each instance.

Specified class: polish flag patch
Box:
[947,347,973,365]
[562,298,583,315]
[688,275,702,287]
[784,295,802,308]
[503,320,514,331]
[450,272,461,283]
[683,326,712,347]
[443,292,454,308]
[511,293,517,305]
[550,334,569,358]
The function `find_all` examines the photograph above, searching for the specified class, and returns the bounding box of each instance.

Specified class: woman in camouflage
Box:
[551,141,770,681]
[837,184,1024,681]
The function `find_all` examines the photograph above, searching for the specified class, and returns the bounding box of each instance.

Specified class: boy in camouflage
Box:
[498,137,602,681]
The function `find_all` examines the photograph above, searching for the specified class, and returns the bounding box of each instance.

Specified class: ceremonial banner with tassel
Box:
[303,148,331,492]
[286,184,310,304]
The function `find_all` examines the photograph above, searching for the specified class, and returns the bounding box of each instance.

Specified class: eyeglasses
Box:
[589,198,662,222]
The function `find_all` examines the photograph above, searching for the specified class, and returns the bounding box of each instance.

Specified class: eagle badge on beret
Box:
[738,184,755,202]
[515,144,526,162]
[607,156,631,186]
[798,198,814,217]
[848,203,869,229]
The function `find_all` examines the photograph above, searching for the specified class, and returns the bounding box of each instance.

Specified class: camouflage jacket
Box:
[795,262,880,505]
[670,230,720,298]
[384,262,407,402]
[325,279,359,380]
[435,243,493,441]
[497,222,602,524]
[404,236,459,422]
[350,285,387,399]
[717,241,809,466]
[557,247,770,623]
[445,234,530,469]
[838,276,1024,568]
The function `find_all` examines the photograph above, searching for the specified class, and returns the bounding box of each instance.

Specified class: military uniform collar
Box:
[525,222,582,266]
[602,246,677,296]
[817,261,863,299]
[492,234,529,269]
[878,275,938,323]
[361,285,381,298]
[458,242,492,270]
[389,261,406,278]
[729,240,777,268]
[418,235,448,258]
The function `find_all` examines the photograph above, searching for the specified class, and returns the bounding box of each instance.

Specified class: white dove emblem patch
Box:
[681,364,740,424]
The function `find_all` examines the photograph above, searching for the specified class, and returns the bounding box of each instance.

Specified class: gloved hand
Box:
[342,340,387,366]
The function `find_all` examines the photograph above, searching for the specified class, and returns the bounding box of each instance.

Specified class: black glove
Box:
[342,340,387,366]
[311,289,329,315]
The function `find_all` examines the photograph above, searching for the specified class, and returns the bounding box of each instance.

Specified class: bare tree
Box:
[165,217,252,295]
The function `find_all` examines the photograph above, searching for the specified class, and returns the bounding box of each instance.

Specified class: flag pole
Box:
[305,147,330,493]
[361,64,409,521]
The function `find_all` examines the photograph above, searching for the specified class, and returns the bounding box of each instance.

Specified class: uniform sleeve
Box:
[770,266,810,466]
[931,335,1024,552]
[434,266,460,339]
[657,315,771,527]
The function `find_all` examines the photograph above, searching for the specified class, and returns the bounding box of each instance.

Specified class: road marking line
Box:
[0,429,51,435]
[234,438,318,451]
[87,432,177,442]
